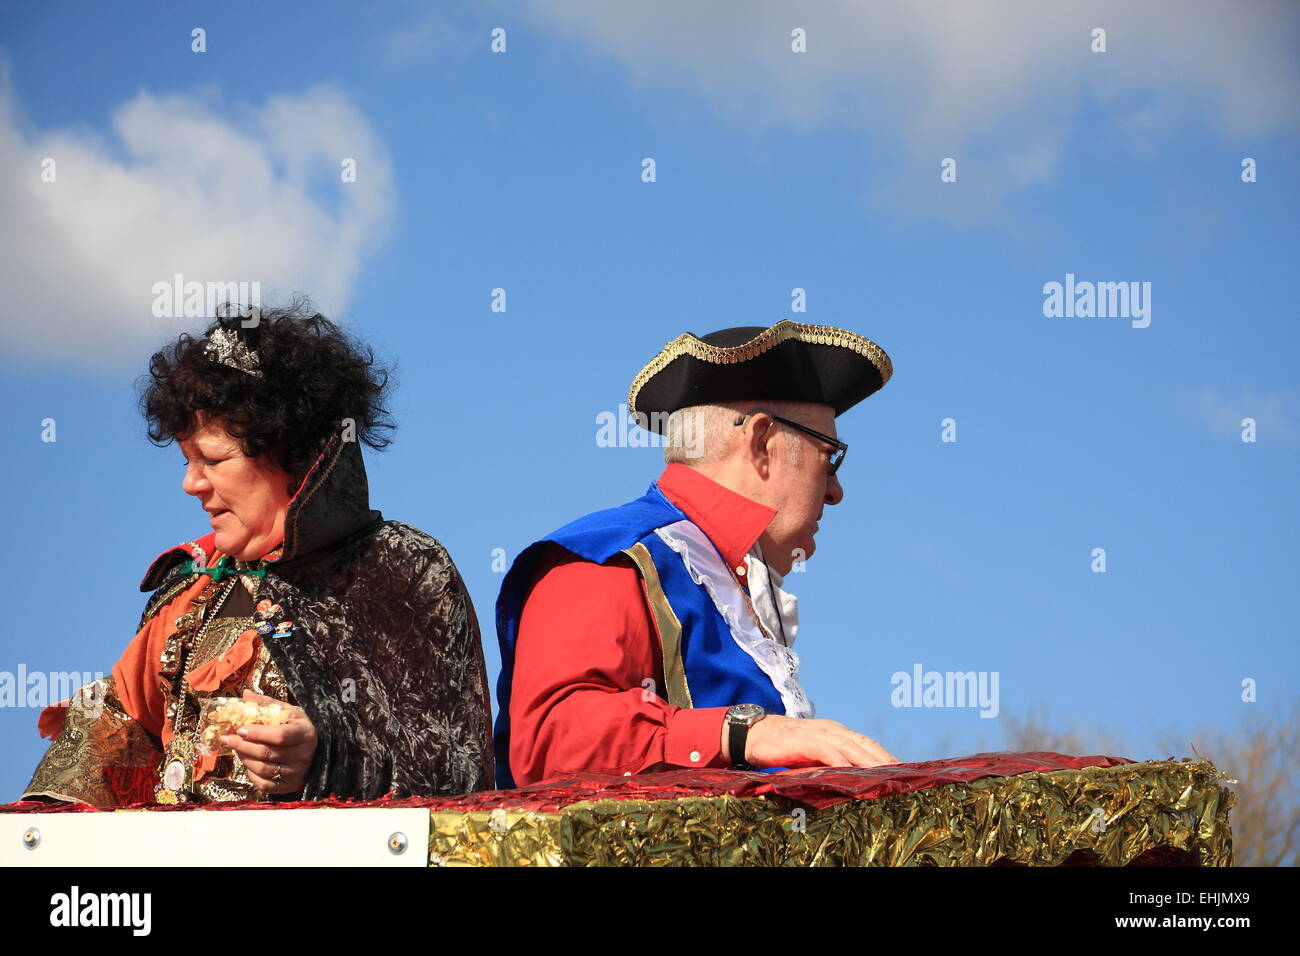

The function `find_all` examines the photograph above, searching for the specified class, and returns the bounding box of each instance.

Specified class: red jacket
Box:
[506,463,777,786]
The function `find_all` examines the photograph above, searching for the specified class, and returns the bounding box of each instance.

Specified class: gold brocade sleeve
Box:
[22,676,162,808]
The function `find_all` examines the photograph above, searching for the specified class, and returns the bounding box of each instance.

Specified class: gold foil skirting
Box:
[429,808,567,868]
[427,759,1234,867]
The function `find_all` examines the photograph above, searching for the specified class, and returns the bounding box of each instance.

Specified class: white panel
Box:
[3,807,431,867]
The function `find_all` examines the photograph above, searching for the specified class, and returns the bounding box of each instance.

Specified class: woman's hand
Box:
[222,689,318,795]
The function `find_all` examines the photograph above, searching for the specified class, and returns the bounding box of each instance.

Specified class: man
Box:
[494,320,899,788]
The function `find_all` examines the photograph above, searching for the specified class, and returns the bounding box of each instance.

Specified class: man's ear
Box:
[745,413,775,478]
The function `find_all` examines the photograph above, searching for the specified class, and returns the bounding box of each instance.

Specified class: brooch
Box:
[255,600,283,621]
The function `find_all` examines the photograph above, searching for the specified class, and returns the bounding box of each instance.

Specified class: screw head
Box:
[387,831,408,855]
[22,827,40,850]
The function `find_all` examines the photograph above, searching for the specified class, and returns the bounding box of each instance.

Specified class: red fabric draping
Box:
[1,751,1130,814]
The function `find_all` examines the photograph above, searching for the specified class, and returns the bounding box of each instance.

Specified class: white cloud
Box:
[379,8,473,68]
[1182,386,1300,446]
[0,78,394,366]
[519,0,1300,220]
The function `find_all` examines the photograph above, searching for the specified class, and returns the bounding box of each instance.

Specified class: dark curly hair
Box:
[139,299,395,484]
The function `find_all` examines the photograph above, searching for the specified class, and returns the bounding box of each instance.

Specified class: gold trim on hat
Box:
[627,320,892,414]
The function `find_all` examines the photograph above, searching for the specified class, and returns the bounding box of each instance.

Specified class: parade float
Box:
[2,751,1234,867]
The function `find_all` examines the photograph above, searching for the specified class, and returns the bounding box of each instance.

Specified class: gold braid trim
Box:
[622,543,692,709]
[627,320,893,414]
[139,574,193,631]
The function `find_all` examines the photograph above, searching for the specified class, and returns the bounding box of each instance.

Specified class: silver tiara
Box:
[204,327,262,378]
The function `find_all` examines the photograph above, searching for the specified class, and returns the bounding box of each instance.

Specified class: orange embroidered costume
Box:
[24,431,494,807]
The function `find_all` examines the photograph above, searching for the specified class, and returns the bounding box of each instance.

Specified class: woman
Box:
[24,303,494,806]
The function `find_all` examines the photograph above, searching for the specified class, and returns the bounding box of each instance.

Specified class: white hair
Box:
[663,399,810,467]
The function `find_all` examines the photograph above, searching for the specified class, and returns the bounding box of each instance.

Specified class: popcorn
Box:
[198,696,292,755]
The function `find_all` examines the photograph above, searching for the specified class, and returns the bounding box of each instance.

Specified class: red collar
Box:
[656,463,776,572]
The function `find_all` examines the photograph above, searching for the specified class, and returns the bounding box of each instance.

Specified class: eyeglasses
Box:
[733,408,848,475]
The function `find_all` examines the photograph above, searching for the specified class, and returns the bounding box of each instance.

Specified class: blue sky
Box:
[1,1,1296,801]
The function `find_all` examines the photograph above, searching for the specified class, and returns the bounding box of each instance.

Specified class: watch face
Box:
[729,703,765,724]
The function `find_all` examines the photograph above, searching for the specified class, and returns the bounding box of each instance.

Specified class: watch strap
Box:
[729,716,752,771]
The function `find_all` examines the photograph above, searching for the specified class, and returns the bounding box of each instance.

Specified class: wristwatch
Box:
[726,703,766,770]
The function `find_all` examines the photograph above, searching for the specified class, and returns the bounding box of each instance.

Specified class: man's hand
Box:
[222,690,318,795]
[721,714,898,769]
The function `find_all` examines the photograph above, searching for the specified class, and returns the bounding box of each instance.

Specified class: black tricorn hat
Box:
[628,320,892,434]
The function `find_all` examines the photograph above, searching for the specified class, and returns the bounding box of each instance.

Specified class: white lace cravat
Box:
[653,521,815,718]
[745,541,800,649]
